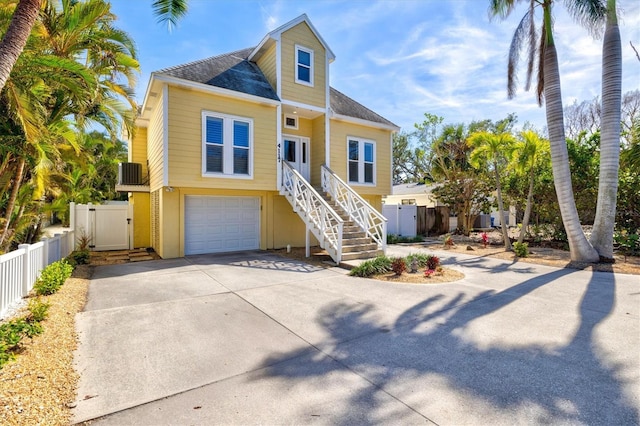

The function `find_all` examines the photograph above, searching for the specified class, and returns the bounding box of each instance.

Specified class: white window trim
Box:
[347,137,376,186]
[295,44,314,87]
[284,114,298,130]
[201,110,254,179]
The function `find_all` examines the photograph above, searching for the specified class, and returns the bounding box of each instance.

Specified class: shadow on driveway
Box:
[260,267,638,425]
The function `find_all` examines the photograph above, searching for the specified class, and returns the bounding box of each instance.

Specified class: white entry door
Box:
[282,136,310,181]
[184,196,260,255]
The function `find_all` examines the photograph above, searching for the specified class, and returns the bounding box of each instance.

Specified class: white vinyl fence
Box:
[0,231,75,319]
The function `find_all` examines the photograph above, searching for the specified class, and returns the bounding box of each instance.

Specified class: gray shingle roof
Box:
[156,47,280,101]
[155,48,397,128]
[330,87,398,128]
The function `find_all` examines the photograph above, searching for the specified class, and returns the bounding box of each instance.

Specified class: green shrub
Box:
[349,256,392,277]
[34,260,73,296]
[614,231,640,260]
[0,318,45,369]
[27,298,50,322]
[513,242,529,257]
[67,249,90,266]
[387,234,423,244]
[405,253,431,268]
[391,257,406,275]
[0,297,50,369]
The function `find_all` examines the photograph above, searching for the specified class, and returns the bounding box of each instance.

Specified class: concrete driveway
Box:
[73,248,639,425]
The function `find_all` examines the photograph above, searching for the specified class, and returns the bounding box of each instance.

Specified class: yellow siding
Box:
[281,22,326,108]
[131,192,150,248]
[130,127,148,178]
[269,193,317,248]
[310,115,325,187]
[256,43,277,93]
[166,86,278,190]
[147,89,165,192]
[329,120,392,197]
[159,188,180,258]
[282,116,312,137]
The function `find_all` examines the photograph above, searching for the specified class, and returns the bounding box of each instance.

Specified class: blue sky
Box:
[109,0,640,134]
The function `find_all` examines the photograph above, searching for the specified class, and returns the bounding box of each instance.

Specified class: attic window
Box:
[295,45,314,86]
[284,114,298,130]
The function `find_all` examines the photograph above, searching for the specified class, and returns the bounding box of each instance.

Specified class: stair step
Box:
[343,231,364,237]
[342,243,378,253]
[341,237,372,246]
[341,249,384,261]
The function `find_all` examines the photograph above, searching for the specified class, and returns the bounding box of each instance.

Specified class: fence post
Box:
[69,201,76,232]
[41,237,49,267]
[18,244,30,296]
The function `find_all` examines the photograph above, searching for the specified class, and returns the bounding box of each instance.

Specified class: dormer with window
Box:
[249,14,335,110]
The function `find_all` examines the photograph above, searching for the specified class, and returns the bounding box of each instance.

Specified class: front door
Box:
[282,136,310,181]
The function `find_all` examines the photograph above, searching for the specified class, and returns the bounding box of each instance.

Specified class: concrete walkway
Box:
[72,247,639,425]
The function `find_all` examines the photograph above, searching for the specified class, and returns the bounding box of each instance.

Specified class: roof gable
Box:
[249,14,335,62]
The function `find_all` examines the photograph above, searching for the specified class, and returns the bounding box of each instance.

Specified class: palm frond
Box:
[563,0,606,37]
[152,0,188,30]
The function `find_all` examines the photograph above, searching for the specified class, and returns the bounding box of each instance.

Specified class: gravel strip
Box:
[0,265,92,426]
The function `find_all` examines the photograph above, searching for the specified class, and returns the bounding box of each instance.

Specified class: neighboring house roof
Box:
[330,88,398,129]
[155,47,280,101]
[391,183,438,196]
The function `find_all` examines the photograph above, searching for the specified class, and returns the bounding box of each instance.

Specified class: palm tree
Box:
[512,130,550,244]
[590,0,622,261]
[0,0,139,250]
[468,130,516,250]
[490,0,602,262]
[0,0,187,94]
[0,0,42,95]
[39,0,140,136]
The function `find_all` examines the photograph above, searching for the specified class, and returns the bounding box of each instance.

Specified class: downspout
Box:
[276,37,283,190]
[325,52,331,168]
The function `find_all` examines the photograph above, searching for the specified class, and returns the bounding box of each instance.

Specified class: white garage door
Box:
[185,196,260,255]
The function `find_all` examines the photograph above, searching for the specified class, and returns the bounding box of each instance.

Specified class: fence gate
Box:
[71,202,131,251]
[382,204,417,237]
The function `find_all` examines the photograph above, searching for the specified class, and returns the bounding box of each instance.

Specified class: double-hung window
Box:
[295,45,313,86]
[348,138,375,185]
[202,111,253,178]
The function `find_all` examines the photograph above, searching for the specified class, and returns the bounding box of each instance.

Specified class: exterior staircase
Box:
[279,161,386,264]
[315,190,383,261]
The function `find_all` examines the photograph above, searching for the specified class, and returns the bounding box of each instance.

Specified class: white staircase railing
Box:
[321,165,387,253]
[280,162,344,263]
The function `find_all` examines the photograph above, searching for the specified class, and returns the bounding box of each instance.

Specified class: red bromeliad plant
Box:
[481,232,489,248]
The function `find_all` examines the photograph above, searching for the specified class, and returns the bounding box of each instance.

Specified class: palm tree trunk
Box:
[542,18,599,262]
[590,0,621,261]
[518,168,536,244]
[0,0,42,93]
[0,157,26,250]
[494,163,512,250]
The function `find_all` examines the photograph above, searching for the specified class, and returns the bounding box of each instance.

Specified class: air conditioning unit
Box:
[118,162,143,185]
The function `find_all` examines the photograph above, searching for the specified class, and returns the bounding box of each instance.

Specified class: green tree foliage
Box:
[509,130,550,243]
[468,128,517,250]
[0,0,138,252]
